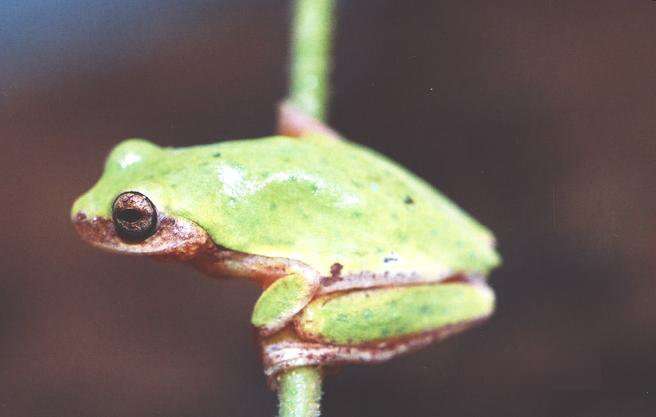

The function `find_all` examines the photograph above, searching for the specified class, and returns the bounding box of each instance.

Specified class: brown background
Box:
[2,1,655,416]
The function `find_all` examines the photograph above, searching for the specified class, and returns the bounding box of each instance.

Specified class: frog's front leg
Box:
[191,245,321,335]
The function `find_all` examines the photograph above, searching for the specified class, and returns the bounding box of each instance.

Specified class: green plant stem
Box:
[278,367,323,417]
[277,0,335,416]
[289,0,335,121]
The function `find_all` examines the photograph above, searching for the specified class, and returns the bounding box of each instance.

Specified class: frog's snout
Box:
[72,211,210,259]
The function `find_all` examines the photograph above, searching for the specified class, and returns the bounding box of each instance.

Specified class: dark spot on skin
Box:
[404,196,414,205]
[212,152,222,157]
[321,263,344,286]
[419,305,433,315]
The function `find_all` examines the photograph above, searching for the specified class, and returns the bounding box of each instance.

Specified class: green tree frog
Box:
[71,105,500,387]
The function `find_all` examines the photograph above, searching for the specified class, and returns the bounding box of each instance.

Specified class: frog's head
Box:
[71,139,210,259]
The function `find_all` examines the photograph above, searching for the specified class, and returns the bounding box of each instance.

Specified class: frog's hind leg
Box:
[261,320,483,387]
[263,281,495,385]
[277,101,341,139]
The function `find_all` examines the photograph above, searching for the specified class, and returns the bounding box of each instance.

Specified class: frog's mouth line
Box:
[72,212,210,259]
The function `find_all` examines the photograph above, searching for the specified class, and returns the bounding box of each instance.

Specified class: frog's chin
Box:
[72,212,210,259]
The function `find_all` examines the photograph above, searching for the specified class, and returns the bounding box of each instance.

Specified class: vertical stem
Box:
[289,0,336,121]
[277,1,335,415]
[278,366,323,417]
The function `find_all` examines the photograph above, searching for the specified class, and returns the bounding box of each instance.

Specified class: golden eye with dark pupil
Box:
[112,191,158,241]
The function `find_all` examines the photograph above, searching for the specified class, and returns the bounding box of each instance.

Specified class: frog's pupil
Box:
[119,209,142,222]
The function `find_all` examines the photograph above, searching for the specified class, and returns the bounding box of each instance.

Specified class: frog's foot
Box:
[261,320,485,387]
[277,101,341,139]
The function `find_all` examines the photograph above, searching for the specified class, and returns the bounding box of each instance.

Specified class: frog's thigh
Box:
[295,283,495,345]
[252,273,318,335]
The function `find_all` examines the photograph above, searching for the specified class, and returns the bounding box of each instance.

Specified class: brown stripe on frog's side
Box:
[74,212,481,294]
[317,267,482,294]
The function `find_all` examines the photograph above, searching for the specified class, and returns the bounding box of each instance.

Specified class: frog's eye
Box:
[112,191,158,241]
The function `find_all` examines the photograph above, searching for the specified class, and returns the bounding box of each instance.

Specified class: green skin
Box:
[71,133,499,367]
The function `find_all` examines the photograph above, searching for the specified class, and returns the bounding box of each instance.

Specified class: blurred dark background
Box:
[2,0,655,416]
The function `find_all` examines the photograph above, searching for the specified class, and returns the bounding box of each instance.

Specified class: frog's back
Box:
[163,135,499,277]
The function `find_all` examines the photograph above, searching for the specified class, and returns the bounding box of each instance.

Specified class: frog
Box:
[71,103,500,388]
